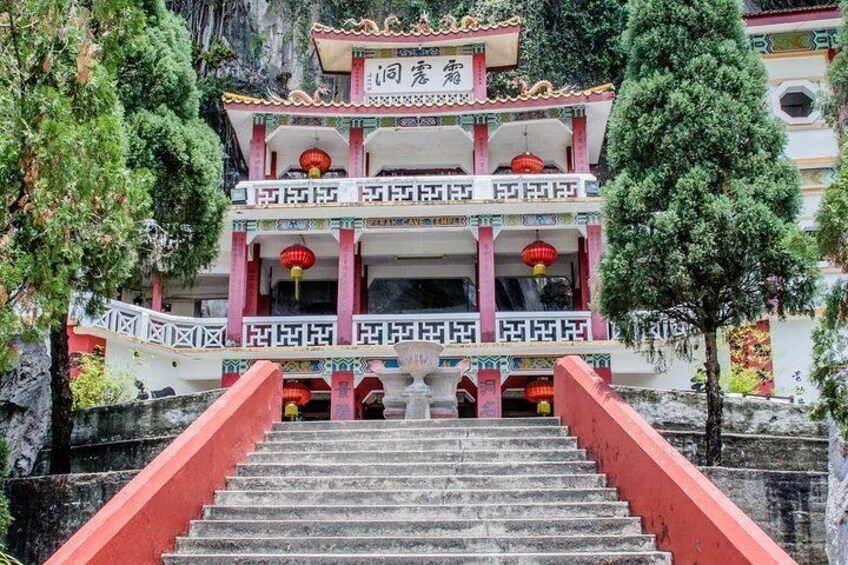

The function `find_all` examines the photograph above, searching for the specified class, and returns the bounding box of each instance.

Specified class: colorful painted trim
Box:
[353,44,484,59]
[749,28,838,55]
[311,17,522,39]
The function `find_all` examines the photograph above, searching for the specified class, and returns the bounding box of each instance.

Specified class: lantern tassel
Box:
[537,400,551,416]
[284,401,299,420]
[291,266,304,301]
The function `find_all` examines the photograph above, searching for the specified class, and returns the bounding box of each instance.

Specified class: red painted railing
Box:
[45,360,283,565]
[554,356,796,565]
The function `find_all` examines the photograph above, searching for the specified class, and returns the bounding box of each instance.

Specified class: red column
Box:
[472,51,487,101]
[227,231,248,344]
[244,244,260,317]
[249,119,266,181]
[353,250,362,315]
[586,224,608,340]
[337,229,356,345]
[572,115,590,174]
[595,366,612,385]
[476,369,502,418]
[473,123,489,175]
[221,372,239,388]
[151,273,163,312]
[331,371,355,420]
[351,56,365,104]
[267,151,278,180]
[349,128,364,178]
[67,328,106,380]
[477,227,496,343]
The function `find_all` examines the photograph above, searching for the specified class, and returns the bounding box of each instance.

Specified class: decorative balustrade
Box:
[354,313,481,346]
[607,317,691,342]
[236,174,597,206]
[243,316,337,347]
[86,301,228,349]
[497,312,593,343]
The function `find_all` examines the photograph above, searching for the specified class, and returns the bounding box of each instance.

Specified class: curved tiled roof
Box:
[311,16,522,39]
[223,83,614,110]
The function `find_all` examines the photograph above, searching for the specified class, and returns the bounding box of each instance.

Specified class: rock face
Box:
[827,426,848,563]
[0,340,52,477]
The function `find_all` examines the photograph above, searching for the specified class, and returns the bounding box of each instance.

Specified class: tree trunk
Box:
[704,330,723,466]
[49,313,72,474]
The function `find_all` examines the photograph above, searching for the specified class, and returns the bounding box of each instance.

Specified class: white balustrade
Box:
[497,311,593,343]
[86,301,227,349]
[354,313,481,346]
[236,174,593,206]
[608,317,691,342]
[243,316,337,347]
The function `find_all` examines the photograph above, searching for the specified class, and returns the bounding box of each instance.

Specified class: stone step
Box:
[659,430,828,472]
[255,436,579,453]
[203,501,632,521]
[226,474,606,492]
[246,449,588,464]
[271,418,561,431]
[264,426,567,442]
[214,487,619,507]
[174,534,658,555]
[162,551,673,565]
[188,517,644,538]
[235,461,598,478]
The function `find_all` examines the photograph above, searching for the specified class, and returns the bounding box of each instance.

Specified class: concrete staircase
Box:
[162,418,671,565]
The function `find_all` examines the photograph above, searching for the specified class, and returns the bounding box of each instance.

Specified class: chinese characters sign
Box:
[364,55,473,96]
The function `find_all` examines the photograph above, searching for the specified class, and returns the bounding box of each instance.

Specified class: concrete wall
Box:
[104,342,221,394]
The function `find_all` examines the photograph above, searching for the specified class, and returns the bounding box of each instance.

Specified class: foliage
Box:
[112,0,227,282]
[598,0,818,464]
[693,366,761,395]
[0,0,150,369]
[0,441,12,541]
[70,351,141,410]
[811,0,848,438]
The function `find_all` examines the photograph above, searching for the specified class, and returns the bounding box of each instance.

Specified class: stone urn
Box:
[395,341,443,420]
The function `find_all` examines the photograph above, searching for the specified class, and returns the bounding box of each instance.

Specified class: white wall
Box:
[104,341,222,395]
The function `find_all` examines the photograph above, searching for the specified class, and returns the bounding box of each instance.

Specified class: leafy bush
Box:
[70,353,142,410]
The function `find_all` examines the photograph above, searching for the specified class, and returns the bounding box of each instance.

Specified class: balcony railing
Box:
[497,311,593,343]
[79,302,597,349]
[236,174,598,206]
[353,313,481,346]
[243,316,337,347]
[86,300,228,349]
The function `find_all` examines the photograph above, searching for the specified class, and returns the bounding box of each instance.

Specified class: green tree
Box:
[113,0,227,284]
[599,0,818,465]
[0,0,150,473]
[812,0,848,437]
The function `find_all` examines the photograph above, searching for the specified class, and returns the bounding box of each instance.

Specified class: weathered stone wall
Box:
[827,427,848,564]
[616,385,825,437]
[7,389,223,564]
[616,385,828,564]
[7,471,138,564]
[703,467,828,565]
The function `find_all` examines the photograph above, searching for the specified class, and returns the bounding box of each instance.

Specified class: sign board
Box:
[364,55,473,96]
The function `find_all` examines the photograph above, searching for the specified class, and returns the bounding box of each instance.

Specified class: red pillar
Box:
[576,236,589,310]
[477,227,496,343]
[67,328,106,380]
[353,250,362,315]
[151,273,163,312]
[586,224,608,340]
[472,51,487,101]
[351,55,365,104]
[244,243,260,317]
[349,128,365,178]
[473,123,489,175]
[476,369,502,419]
[266,151,278,180]
[331,371,356,420]
[249,119,266,181]
[595,366,612,385]
[572,115,590,174]
[221,372,239,388]
[227,231,248,344]
[337,229,356,345]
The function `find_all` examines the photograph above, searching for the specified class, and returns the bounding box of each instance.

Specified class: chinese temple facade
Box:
[71,7,843,417]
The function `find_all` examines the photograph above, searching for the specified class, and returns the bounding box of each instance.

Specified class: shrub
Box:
[70,352,142,410]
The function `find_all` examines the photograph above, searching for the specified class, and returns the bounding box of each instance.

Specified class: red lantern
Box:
[522,239,558,278]
[299,148,332,179]
[524,378,555,416]
[283,381,312,419]
[280,244,316,300]
[511,152,544,174]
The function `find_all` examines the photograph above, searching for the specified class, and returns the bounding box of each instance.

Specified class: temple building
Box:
[70,6,842,418]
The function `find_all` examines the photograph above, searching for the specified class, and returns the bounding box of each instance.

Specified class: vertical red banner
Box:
[476,369,502,419]
[331,371,355,421]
